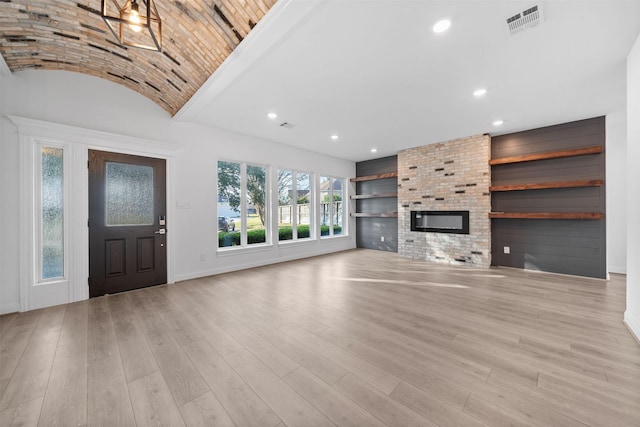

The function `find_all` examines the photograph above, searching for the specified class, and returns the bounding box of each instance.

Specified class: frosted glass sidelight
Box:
[41,147,64,280]
[106,162,154,226]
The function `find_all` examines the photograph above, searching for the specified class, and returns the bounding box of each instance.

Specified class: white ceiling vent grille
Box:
[506,4,544,35]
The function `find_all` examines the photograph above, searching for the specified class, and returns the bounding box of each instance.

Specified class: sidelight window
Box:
[39,146,65,280]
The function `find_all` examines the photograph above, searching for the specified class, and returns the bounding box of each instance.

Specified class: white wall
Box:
[0,57,10,312]
[606,112,627,274]
[0,70,356,313]
[625,34,640,340]
[0,72,20,314]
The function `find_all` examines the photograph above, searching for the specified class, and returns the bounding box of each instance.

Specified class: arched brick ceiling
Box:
[0,0,278,115]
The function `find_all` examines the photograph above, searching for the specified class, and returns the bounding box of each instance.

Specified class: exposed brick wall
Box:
[398,134,491,267]
[0,0,277,115]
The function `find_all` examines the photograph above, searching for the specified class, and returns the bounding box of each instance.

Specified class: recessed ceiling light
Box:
[473,88,487,97]
[493,120,504,126]
[331,134,339,140]
[370,148,378,153]
[267,112,278,119]
[433,19,451,33]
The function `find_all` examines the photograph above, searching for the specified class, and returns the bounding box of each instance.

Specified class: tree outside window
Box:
[217,161,268,247]
[278,170,312,241]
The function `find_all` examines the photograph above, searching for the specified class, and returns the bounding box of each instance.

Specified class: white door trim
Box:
[9,115,180,311]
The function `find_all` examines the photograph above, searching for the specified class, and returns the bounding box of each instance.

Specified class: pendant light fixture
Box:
[101,0,162,52]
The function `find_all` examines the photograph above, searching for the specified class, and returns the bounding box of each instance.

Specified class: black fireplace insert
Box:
[410,210,469,234]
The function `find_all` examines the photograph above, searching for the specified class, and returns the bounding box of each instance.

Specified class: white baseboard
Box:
[609,265,627,274]
[174,246,354,283]
[624,310,640,345]
[513,266,608,281]
[0,302,20,315]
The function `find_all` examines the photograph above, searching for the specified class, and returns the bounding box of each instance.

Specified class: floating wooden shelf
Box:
[351,172,398,218]
[350,192,398,200]
[489,179,603,192]
[489,212,603,220]
[351,213,398,218]
[489,146,603,166]
[350,172,398,182]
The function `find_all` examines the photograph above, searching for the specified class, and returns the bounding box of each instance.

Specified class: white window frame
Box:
[277,169,315,243]
[35,142,70,284]
[12,115,179,312]
[217,159,271,251]
[319,175,347,238]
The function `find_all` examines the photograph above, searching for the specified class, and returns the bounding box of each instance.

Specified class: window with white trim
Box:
[218,160,270,248]
[278,170,313,241]
[319,176,345,237]
[38,145,66,281]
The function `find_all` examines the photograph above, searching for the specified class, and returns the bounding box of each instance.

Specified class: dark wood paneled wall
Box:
[491,117,606,278]
[355,156,398,252]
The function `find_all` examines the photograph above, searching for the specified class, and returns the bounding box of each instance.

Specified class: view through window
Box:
[218,160,268,248]
[320,176,344,237]
[278,170,312,241]
[218,162,346,249]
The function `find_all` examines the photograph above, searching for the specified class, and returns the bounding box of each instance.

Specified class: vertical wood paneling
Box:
[355,156,398,252]
[491,116,606,278]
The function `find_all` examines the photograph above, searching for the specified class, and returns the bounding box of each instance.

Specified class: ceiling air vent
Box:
[506,4,543,35]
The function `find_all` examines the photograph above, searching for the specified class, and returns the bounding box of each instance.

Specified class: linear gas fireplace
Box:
[411,210,470,234]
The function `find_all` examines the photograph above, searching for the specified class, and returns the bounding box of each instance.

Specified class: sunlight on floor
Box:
[335,277,470,289]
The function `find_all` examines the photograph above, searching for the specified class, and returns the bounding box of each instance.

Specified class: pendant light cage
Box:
[101,0,162,52]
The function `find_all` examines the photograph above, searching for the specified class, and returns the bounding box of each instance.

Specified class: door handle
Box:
[155,229,166,235]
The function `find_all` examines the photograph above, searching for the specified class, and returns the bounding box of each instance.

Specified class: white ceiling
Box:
[176,0,640,162]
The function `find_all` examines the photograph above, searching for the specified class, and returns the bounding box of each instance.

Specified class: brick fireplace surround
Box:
[398,134,491,267]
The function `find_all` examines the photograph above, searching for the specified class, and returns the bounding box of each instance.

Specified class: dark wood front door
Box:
[89,150,167,297]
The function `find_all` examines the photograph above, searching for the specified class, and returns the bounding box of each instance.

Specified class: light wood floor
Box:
[1,249,639,426]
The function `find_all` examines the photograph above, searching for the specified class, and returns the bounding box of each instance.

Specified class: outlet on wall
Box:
[504,246,510,254]
[381,236,385,242]
[200,254,206,262]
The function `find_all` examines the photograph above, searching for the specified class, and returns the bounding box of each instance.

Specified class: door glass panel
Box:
[41,147,64,280]
[106,162,154,226]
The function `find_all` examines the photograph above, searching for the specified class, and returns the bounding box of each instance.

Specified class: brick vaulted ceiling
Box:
[0,0,278,115]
